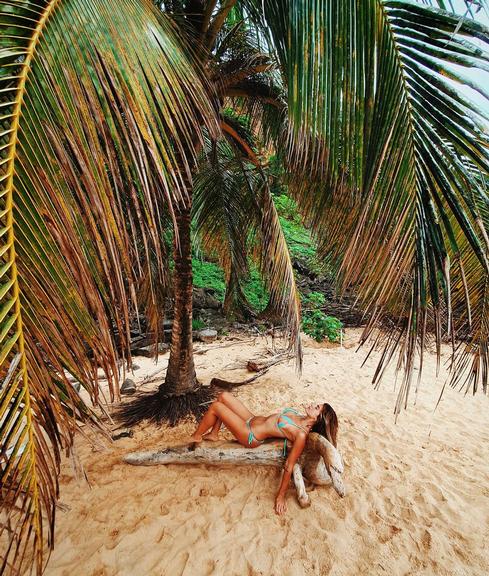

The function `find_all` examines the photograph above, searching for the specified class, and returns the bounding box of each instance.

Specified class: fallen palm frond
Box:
[0,0,216,573]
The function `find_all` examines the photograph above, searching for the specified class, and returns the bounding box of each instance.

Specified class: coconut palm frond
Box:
[249,0,489,404]
[219,111,261,165]
[211,14,286,149]
[0,0,215,573]
[419,0,488,19]
[193,138,256,316]
[225,77,287,149]
[446,170,489,394]
[193,134,302,360]
[257,178,303,366]
[205,0,240,51]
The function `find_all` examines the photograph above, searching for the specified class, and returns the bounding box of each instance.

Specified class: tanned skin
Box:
[190,391,324,515]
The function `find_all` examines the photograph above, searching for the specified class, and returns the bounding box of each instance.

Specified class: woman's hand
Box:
[275,494,287,515]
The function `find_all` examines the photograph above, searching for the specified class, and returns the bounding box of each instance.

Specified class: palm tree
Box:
[1,0,488,573]
[119,5,302,424]
[131,0,489,420]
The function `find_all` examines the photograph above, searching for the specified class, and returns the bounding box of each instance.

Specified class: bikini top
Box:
[276,407,308,456]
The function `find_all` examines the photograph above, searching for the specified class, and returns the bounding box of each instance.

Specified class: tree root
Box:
[116,385,215,427]
[117,361,278,427]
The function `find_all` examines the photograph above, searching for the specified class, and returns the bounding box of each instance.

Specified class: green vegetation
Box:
[302,311,343,343]
[273,195,322,274]
[243,267,269,311]
[301,291,326,309]
[301,291,342,343]
[192,318,206,330]
[192,259,226,302]
[192,258,269,313]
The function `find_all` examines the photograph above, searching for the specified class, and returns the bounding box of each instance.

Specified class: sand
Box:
[45,329,489,576]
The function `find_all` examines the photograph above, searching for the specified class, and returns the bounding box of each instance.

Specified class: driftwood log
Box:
[124,432,345,508]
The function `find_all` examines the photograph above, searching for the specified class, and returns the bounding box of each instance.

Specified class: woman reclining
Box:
[190,391,338,515]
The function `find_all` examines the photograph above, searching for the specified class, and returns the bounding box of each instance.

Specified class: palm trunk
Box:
[163,205,198,394]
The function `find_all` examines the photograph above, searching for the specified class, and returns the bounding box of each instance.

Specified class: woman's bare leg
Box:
[217,391,254,420]
[190,401,252,446]
[202,418,222,441]
[190,404,218,441]
[202,392,254,441]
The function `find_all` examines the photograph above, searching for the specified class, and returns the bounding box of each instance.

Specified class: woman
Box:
[190,391,338,515]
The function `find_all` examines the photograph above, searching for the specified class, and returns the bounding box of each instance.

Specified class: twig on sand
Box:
[198,350,292,404]
[246,351,291,373]
[139,367,168,386]
[207,368,270,395]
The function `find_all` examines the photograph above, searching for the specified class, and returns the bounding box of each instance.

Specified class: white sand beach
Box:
[45,328,489,576]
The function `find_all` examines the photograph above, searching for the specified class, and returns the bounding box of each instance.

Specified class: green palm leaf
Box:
[419,0,489,19]
[193,137,255,316]
[193,131,302,360]
[249,0,489,407]
[0,0,215,573]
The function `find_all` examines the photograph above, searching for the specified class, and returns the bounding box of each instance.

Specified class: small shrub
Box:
[302,311,343,343]
[301,291,326,309]
[192,318,205,330]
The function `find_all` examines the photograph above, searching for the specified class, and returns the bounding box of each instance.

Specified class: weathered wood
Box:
[209,369,270,389]
[293,462,311,508]
[124,440,284,466]
[301,433,346,497]
[246,352,290,373]
[124,432,346,502]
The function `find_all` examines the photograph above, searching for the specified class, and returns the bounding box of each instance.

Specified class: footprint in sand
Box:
[317,514,336,532]
[378,523,402,544]
[421,529,432,551]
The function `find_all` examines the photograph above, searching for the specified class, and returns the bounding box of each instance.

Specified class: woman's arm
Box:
[275,432,306,515]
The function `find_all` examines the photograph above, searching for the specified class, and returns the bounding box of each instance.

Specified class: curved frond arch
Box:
[245,0,489,407]
[0,1,216,573]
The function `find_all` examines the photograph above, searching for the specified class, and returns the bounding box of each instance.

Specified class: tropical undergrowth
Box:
[191,184,345,343]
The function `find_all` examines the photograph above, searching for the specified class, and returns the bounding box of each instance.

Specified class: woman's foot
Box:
[202,432,220,442]
[189,433,203,443]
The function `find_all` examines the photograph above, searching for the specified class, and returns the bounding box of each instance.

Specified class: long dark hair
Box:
[311,403,338,447]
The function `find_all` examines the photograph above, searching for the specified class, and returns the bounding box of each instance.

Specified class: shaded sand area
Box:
[46,329,489,576]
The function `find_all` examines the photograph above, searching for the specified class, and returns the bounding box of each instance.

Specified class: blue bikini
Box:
[276,408,308,456]
[246,407,308,455]
[246,417,264,447]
